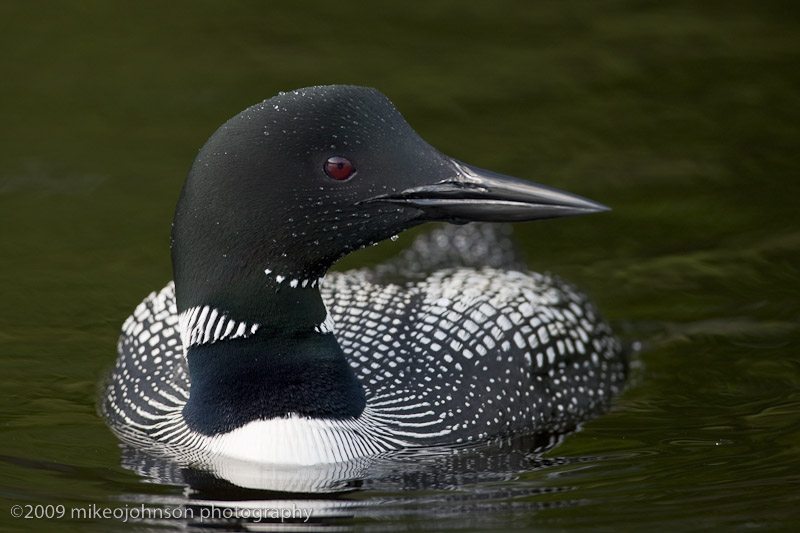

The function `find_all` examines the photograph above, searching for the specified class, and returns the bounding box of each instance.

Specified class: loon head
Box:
[167,85,611,434]
[171,85,606,316]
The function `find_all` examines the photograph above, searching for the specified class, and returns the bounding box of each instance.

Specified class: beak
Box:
[365,160,609,223]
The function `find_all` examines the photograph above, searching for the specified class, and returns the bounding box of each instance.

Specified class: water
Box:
[1,1,798,531]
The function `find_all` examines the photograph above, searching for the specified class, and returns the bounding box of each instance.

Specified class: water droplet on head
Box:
[390,234,399,242]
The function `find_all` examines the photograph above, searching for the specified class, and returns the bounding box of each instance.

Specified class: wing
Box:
[321,266,625,446]
[102,282,188,444]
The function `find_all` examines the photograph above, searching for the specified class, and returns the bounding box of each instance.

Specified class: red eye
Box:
[324,156,355,181]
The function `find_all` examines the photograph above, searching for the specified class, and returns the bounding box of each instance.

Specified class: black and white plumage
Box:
[102,85,625,468]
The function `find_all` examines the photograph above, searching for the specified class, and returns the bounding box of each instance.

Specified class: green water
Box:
[1,1,798,531]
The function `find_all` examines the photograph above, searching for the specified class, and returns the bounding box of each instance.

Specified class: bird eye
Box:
[324,156,355,181]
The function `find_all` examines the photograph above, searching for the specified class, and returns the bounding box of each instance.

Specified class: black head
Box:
[171,85,606,313]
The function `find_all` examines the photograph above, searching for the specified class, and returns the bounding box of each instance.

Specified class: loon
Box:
[103,85,625,467]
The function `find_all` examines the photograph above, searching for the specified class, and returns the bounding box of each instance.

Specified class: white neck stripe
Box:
[179,304,336,349]
[179,305,260,350]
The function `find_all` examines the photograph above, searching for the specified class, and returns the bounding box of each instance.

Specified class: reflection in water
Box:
[115,432,585,530]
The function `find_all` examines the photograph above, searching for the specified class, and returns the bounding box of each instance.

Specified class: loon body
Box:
[103,85,625,466]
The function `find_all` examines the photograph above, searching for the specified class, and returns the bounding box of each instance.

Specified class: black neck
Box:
[182,328,366,435]
[175,261,367,434]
